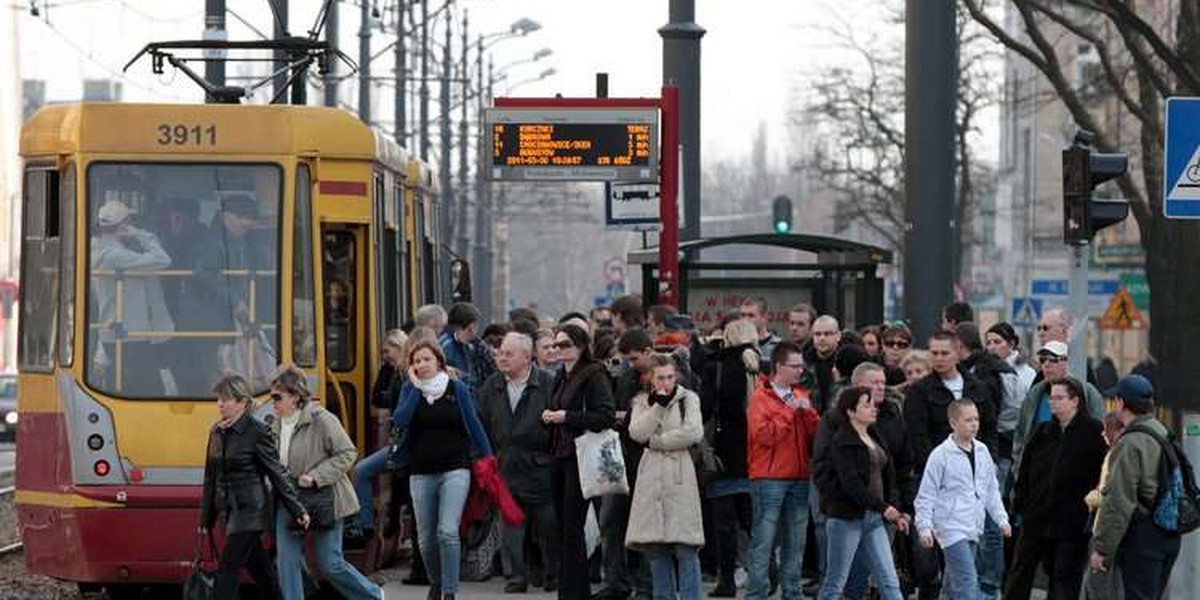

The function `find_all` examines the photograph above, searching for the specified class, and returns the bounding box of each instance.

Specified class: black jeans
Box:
[1003,532,1089,600]
[712,492,752,587]
[214,530,282,600]
[552,456,592,600]
[1117,518,1181,600]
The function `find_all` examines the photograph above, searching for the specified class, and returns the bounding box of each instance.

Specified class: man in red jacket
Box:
[745,341,821,600]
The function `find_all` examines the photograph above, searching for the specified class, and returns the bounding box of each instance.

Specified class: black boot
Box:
[425,586,441,600]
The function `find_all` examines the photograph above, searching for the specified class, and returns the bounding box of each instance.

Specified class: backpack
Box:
[1125,423,1200,535]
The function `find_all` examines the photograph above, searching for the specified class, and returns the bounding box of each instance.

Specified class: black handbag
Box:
[183,530,218,600]
[290,477,336,530]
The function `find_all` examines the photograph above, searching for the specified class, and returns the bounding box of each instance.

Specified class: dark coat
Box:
[548,361,617,458]
[904,370,997,471]
[703,343,756,479]
[200,412,306,534]
[960,351,1010,446]
[371,362,403,410]
[612,365,647,483]
[1014,412,1107,540]
[820,424,898,520]
[813,395,912,508]
[477,367,556,505]
[802,342,838,414]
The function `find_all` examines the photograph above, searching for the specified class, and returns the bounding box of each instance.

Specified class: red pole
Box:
[659,86,680,307]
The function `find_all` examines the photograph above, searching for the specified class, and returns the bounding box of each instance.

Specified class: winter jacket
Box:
[904,370,997,471]
[625,386,705,549]
[747,375,820,480]
[476,367,556,505]
[390,377,494,468]
[1015,412,1106,540]
[90,230,174,343]
[962,351,1018,458]
[548,361,617,458]
[268,402,360,520]
[1093,416,1171,556]
[439,330,497,390]
[915,436,1009,549]
[802,342,838,414]
[812,393,913,508]
[371,362,403,411]
[613,365,647,481]
[200,412,306,534]
[701,342,757,480]
[820,424,898,520]
[461,455,525,535]
[1012,379,1106,478]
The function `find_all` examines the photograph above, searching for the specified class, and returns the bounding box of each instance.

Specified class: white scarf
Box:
[415,372,451,404]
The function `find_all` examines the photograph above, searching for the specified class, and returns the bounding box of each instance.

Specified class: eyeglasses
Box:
[552,341,574,350]
[270,393,285,403]
[1037,324,1054,332]
[883,339,911,349]
[1039,355,1067,364]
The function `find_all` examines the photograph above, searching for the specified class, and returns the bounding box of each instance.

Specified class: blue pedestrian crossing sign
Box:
[1164,98,1200,218]
[1011,297,1043,327]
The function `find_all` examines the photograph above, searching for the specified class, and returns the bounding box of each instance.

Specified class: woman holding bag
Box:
[626,354,705,600]
[268,365,383,600]
[391,340,494,600]
[541,324,616,600]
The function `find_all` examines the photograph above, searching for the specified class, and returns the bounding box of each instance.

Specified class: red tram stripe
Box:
[319,180,368,196]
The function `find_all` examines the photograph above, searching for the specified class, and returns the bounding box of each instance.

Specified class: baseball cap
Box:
[1106,374,1154,406]
[1037,340,1069,358]
[97,200,133,227]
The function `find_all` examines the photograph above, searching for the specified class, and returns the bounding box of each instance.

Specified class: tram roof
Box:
[20,102,384,160]
[627,233,894,265]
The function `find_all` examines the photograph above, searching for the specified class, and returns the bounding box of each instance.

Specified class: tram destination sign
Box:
[485,108,659,182]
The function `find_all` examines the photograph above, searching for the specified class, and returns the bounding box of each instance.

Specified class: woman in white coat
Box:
[626,353,705,600]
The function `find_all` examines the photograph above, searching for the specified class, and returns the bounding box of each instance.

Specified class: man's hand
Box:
[298,474,315,488]
[921,533,934,549]
[296,513,311,530]
[883,505,901,523]
[1089,552,1107,573]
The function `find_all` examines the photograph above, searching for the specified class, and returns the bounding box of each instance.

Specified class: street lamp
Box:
[504,67,556,95]
[499,47,552,71]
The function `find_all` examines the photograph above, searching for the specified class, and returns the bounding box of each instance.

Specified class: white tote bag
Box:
[574,428,630,499]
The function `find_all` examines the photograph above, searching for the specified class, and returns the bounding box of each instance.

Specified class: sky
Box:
[11,0,936,166]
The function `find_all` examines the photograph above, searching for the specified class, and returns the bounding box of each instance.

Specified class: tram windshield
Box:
[85,163,281,398]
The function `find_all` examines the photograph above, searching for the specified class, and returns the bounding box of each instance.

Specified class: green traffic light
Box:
[775,221,790,234]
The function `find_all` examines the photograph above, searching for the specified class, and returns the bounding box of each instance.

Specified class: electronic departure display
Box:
[484,108,659,182]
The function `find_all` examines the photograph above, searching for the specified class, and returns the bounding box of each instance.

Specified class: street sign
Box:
[484,108,659,182]
[1119,272,1150,311]
[1030,279,1120,296]
[1099,287,1147,330]
[1011,297,1043,327]
[605,183,660,230]
[1164,97,1200,218]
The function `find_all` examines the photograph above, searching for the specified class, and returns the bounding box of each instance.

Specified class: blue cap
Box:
[1106,374,1154,405]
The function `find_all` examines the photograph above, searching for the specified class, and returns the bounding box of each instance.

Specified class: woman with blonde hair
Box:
[270,365,383,600]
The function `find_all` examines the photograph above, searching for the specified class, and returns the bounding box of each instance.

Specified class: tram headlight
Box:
[3,412,15,425]
[87,434,104,451]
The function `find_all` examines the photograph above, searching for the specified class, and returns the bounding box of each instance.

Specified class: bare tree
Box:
[964,0,1200,406]
[796,5,1000,284]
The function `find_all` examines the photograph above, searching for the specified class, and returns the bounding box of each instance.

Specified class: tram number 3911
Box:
[156,124,217,146]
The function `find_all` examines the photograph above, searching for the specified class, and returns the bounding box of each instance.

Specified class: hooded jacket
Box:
[1092,415,1171,556]
[746,375,820,480]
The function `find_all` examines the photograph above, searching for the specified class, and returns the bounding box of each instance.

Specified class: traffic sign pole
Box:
[1068,243,1089,381]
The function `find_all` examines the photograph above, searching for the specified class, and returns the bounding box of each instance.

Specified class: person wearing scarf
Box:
[540,324,616,600]
[391,340,494,600]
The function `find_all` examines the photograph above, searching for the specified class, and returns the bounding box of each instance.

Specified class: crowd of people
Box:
[198,295,1190,600]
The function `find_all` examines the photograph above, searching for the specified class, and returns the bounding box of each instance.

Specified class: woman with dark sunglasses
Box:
[541,324,616,600]
[880,324,913,387]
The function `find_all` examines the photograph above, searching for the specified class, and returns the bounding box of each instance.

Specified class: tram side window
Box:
[19,168,60,371]
[323,231,356,371]
[293,165,317,367]
[59,164,77,366]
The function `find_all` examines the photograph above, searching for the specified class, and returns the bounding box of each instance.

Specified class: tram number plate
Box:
[156,124,217,146]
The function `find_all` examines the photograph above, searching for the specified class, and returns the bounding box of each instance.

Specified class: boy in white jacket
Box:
[915,399,1011,600]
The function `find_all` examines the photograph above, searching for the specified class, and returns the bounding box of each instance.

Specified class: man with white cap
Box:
[90,199,175,396]
[1011,340,1105,481]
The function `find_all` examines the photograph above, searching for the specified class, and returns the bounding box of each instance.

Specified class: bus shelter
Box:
[628,233,893,334]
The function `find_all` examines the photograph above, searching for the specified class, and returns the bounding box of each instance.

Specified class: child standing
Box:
[914,399,1012,600]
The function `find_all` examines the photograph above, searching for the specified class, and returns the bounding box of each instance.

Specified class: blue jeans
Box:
[747,479,810,600]
[410,469,471,594]
[353,446,391,531]
[844,522,895,600]
[817,513,903,600]
[274,504,384,600]
[943,540,979,600]
[643,544,702,600]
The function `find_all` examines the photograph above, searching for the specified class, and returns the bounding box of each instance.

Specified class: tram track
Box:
[0,468,20,557]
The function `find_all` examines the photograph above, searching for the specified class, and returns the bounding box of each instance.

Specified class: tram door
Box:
[321,224,369,448]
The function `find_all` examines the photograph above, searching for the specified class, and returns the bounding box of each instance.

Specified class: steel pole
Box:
[440,5,454,302]
[1068,243,1090,381]
[455,9,470,257]
[394,0,406,145]
[658,86,681,307]
[902,0,957,341]
[203,0,226,103]
[271,0,288,103]
[659,0,704,242]
[473,59,493,319]
[357,0,371,122]
[419,0,430,160]
[322,0,338,107]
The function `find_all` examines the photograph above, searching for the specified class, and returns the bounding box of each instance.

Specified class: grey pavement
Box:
[381,579,556,599]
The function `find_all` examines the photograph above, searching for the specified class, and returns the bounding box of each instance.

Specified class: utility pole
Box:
[419,0,430,160]
[473,58,493,320]
[659,0,704,242]
[322,0,338,107]
[271,0,288,103]
[358,0,371,123]
[902,0,956,340]
[473,35,488,316]
[203,0,227,103]
[440,4,454,274]
[455,10,470,257]
[394,0,406,145]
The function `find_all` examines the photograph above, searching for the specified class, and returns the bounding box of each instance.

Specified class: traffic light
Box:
[1062,130,1129,244]
[772,195,793,234]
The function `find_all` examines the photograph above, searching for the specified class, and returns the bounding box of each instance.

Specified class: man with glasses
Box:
[1034,308,1099,386]
[1012,341,1105,481]
[803,315,842,414]
[745,342,820,600]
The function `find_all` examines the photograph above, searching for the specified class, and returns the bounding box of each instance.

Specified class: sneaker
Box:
[504,580,529,594]
[734,567,748,588]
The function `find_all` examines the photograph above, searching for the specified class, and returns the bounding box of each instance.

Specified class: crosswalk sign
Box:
[1099,287,1146,330]
[1011,297,1043,327]
[1164,98,1200,218]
